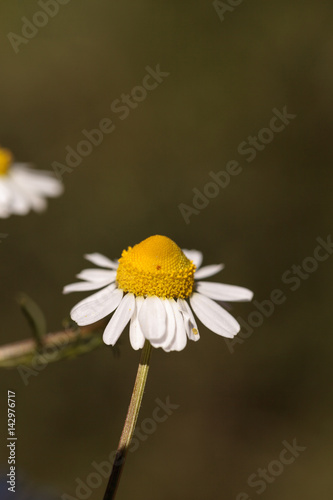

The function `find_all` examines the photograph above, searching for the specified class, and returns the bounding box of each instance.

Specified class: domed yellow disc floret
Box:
[0,147,13,176]
[116,235,196,299]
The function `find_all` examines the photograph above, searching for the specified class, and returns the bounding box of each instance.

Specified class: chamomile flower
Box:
[63,235,253,351]
[0,147,63,218]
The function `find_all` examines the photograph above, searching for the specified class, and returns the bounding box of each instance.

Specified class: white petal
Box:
[10,167,62,213]
[0,181,12,204]
[138,296,166,347]
[177,299,200,342]
[63,279,113,294]
[190,292,240,338]
[1,179,30,215]
[70,284,122,326]
[167,299,187,351]
[84,253,118,269]
[129,297,145,350]
[11,166,63,197]
[194,264,224,280]
[76,269,117,283]
[16,184,47,212]
[9,174,47,213]
[182,249,203,269]
[103,293,135,345]
[196,282,253,302]
[160,299,176,352]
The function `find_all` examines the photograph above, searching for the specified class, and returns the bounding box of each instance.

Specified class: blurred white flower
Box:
[64,235,253,352]
[0,147,63,218]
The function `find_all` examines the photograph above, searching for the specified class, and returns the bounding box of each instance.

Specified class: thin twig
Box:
[0,323,106,367]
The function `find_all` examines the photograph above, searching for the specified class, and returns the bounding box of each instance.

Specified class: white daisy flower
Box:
[0,147,63,218]
[63,235,253,352]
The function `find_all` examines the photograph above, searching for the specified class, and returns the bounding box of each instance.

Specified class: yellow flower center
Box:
[0,147,13,176]
[116,235,196,299]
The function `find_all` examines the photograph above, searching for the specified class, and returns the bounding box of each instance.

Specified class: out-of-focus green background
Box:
[0,1,332,499]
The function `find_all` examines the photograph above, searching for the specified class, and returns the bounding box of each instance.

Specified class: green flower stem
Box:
[103,340,153,500]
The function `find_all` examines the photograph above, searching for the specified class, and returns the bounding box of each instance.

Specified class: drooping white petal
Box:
[11,166,63,197]
[70,284,122,326]
[76,269,117,283]
[0,164,63,218]
[12,178,47,212]
[177,299,200,342]
[190,292,240,338]
[84,253,118,269]
[182,249,203,269]
[166,299,187,351]
[160,299,176,352]
[103,293,135,345]
[12,187,35,214]
[9,166,62,213]
[0,179,30,215]
[194,264,224,280]
[0,181,12,204]
[138,296,166,347]
[63,279,114,294]
[196,282,253,302]
[129,297,145,350]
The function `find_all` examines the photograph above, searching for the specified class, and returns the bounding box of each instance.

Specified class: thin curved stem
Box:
[103,340,152,500]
